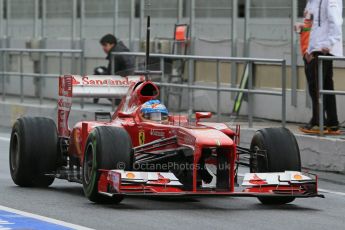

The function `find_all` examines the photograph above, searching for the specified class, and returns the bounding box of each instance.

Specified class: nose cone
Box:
[192,129,234,147]
[178,128,233,148]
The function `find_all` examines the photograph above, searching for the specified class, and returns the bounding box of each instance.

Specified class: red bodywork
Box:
[58,75,322,199]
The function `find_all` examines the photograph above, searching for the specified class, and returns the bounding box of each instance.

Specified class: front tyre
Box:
[250,127,301,205]
[82,126,133,203]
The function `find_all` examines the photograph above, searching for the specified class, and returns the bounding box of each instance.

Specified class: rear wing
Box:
[58,75,144,137]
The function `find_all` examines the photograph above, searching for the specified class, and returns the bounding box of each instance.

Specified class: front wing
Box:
[97,170,324,198]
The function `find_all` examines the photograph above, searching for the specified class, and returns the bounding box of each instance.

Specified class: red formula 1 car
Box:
[9,74,323,205]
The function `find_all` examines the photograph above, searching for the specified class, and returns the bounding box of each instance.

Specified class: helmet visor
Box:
[142,112,168,121]
[149,112,162,121]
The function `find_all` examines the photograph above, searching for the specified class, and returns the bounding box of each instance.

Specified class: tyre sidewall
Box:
[9,119,33,186]
[82,130,99,200]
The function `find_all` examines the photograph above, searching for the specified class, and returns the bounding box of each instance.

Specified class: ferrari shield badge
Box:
[139,131,145,145]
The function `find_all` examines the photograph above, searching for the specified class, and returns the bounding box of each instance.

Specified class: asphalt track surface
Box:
[1,127,345,230]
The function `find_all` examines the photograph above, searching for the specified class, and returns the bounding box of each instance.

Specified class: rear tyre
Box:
[9,117,58,187]
[250,127,301,205]
[82,126,133,203]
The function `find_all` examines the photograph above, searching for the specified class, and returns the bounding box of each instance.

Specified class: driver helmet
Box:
[140,100,168,121]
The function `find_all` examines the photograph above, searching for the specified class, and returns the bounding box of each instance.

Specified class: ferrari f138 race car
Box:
[9,74,323,205]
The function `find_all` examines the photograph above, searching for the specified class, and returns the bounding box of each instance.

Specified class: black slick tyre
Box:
[82,126,133,203]
[9,117,58,187]
[250,127,301,205]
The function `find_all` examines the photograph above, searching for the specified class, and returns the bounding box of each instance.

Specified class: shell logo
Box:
[126,172,136,179]
[293,174,303,180]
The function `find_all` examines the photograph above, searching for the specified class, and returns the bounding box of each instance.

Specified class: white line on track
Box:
[0,137,10,142]
[0,205,94,230]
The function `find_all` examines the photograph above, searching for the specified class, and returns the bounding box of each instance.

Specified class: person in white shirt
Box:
[299,0,343,134]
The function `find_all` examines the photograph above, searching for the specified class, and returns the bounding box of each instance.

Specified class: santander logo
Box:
[72,77,81,85]
[72,76,144,86]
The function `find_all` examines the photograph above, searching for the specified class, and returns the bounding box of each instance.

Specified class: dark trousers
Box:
[303,52,338,126]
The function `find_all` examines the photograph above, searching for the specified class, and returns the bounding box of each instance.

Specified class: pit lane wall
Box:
[0,99,344,174]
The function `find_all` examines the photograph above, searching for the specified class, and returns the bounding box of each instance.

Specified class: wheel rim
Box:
[10,133,20,172]
[83,143,94,185]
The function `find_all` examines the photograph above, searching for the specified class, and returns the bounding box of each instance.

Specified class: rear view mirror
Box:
[195,112,212,122]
